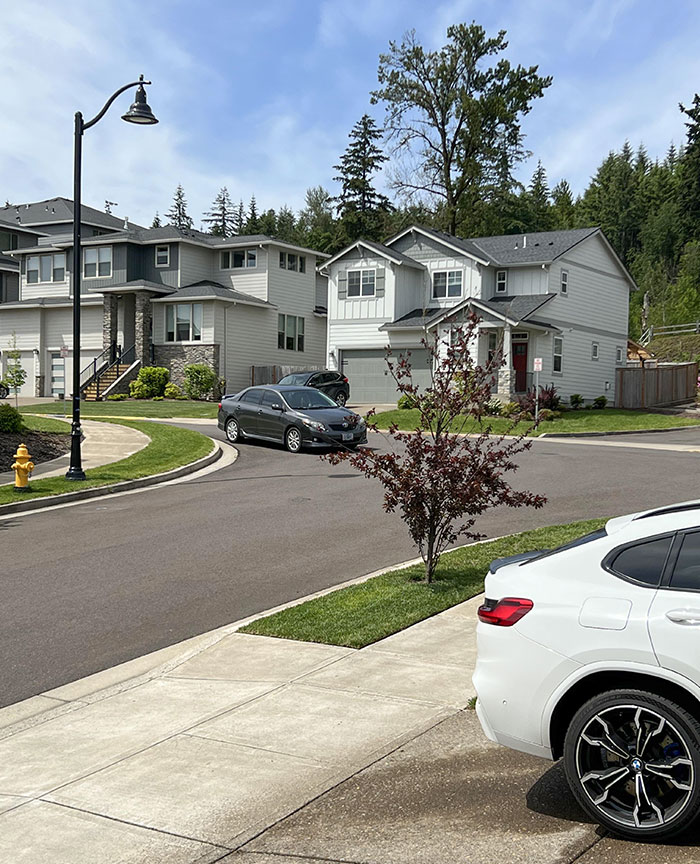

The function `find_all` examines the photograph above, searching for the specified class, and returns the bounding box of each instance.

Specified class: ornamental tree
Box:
[3,332,27,409]
[323,314,546,582]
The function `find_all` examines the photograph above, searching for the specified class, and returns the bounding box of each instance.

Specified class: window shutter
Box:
[375,267,385,297]
[338,270,347,300]
[20,257,25,275]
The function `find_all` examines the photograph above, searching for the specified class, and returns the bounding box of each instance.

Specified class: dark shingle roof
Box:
[401,225,494,263]
[470,227,598,265]
[379,307,443,330]
[99,279,176,295]
[0,254,18,270]
[0,198,143,231]
[154,280,272,306]
[355,240,426,269]
[481,293,556,321]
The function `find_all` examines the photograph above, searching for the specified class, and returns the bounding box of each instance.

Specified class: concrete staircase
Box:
[83,364,132,401]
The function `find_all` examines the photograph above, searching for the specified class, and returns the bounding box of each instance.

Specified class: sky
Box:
[1,0,699,230]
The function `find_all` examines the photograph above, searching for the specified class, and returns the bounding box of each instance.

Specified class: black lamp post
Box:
[66,75,157,481]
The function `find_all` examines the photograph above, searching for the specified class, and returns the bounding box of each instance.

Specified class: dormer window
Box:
[496,270,507,293]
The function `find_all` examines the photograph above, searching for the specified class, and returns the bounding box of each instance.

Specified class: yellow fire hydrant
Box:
[12,444,34,492]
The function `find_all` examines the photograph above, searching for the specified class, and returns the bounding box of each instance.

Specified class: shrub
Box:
[593,395,608,409]
[134,366,169,398]
[183,364,218,400]
[397,394,418,410]
[0,403,24,433]
[537,409,556,422]
[517,384,560,416]
[569,393,584,409]
[106,393,127,401]
[485,398,503,416]
[152,395,164,401]
[129,379,148,399]
[164,382,183,399]
[499,401,521,417]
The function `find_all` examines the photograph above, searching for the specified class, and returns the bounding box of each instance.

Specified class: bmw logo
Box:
[342,422,348,428]
[631,758,643,773]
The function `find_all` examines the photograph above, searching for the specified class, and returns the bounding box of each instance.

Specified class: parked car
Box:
[276,370,350,406]
[218,385,367,453]
[473,500,700,840]
[0,382,8,399]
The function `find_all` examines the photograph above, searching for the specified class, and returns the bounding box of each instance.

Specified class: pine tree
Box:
[276,205,296,241]
[297,186,336,252]
[523,161,553,230]
[165,184,194,230]
[202,186,235,237]
[151,212,162,228]
[258,209,277,236]
[233,200,245,235]
[551,180,576,229]
[677,95,700,243]
[333,114,392,241]
[245,196,260,234]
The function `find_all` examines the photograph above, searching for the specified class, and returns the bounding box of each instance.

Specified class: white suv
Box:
[473,501,700,840]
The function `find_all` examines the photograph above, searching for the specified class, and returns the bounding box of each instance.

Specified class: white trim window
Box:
[553,336,563,373]
[279,252,306,272]
[27,253,66,284]
[165,303,203,342]
[616,345,624,364]
[433,270,462,299]
[591,341,599,360]
[560,269,569,295]
[83,246,112,279]
[347,269,375,297]
[496,270,507,293]
[278,314,305,351]
[155,245,170,267]
[221,248,257,269]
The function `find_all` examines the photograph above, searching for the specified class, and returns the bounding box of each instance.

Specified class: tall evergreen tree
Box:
[276,205,296,242]
[258,208,277,236]
[151,212,162,228]
[551,180,576,229]
[165,184,194,230]
[202,186,235,237]
[234,200,246,235]
[523,160,553,230]
[297,186,336,252]
[245,196,260,234]
[677,95,700,243]
[333,114,392,241]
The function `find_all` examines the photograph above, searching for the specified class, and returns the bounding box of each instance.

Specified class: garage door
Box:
[341,348,432,404]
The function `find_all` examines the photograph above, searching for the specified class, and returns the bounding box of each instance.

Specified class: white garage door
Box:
[341,347,432,404]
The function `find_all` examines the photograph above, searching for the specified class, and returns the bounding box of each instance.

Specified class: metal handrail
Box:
[79,344,113,390]
[94,344,136,399]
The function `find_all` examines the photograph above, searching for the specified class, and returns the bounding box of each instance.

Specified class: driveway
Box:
[3,424,700,708]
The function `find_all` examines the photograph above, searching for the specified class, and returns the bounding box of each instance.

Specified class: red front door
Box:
[512,342,528,392]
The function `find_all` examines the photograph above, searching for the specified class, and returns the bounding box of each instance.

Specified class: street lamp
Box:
[66,75,157,481]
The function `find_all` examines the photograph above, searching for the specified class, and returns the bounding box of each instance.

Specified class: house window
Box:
[433,270,462,299]
[496,270,507,293]
[299,256,306,273]
[83,246,112,278]
[165,303,202,342]
[591,342,599,360]
[561,270,569,295]
[0,231,18,251]
[616,346,624,364]
[287,254,297,272]
[26,253,66,284]
[221,249,257,269]
[155,245,170,267]
[279,252,286,269]
[279,251,305,272]
[278,314,305,351]
[347,269,375,297]
[553,337,563,373]
[512,332,529,341]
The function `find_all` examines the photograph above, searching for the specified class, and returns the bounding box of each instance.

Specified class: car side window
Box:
[669,531,700,591]
[607,536,673,586]
[241,389,263,404]
[261,391,280,407]
[307,375,322,386]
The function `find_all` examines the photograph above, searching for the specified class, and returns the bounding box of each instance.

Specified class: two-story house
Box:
[0,198,329,397]
[320,225,636,405]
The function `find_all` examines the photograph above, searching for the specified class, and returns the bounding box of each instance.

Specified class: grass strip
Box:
[373,407,700,437]
[0,418,213,505]
[240,517,607,648]
[21,414,71,433]
[20,399,218,419]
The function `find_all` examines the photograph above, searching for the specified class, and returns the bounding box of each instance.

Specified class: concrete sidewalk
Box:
[0,418,149,485]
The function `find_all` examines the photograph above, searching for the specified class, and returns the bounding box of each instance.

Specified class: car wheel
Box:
[225,417,241,444]
[563,689,700,840]
[335,391,347,407]
[285,426,302,454]
[0,383,8,399]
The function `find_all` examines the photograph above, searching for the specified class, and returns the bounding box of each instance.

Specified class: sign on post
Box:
[533,357,543,372]
[533,358,542,422]
[60,346,69,359]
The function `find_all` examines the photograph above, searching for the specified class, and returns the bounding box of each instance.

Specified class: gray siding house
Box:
[321,225,636,405]
[0,198,329,397]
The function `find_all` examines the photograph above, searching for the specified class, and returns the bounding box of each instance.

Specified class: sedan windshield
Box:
[283,388,337,410]
[277,373,311,385]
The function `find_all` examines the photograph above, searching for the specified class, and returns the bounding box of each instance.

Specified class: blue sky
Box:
[2,0,699,230]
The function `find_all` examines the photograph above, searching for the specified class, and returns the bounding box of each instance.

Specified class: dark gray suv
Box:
[218,385,367,453]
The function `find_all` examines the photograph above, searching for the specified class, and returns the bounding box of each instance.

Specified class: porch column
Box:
[497,325,513,401]
[135,292,152,367]
[103,294,118,354]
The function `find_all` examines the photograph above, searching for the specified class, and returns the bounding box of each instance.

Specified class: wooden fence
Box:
[615,362,698,409]
[250,364,325,385]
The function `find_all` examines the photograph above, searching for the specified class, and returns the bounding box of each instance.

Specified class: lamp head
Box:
[122,76,158,125]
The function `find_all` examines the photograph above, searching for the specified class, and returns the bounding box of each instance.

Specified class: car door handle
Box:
[666,609,700,625]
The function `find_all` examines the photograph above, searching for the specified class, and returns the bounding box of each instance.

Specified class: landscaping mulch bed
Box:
[0,432,71,471]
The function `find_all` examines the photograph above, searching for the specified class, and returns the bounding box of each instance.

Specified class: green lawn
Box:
[20,399,218,419]
[372,407,700,437]
[240,518,607,648]
[0,418,214,506]
[22,414,71,433]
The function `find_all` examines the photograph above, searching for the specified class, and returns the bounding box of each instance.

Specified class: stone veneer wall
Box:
[153,344,221,388]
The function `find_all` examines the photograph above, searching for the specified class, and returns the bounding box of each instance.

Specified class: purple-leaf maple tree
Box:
[323,313,546,582]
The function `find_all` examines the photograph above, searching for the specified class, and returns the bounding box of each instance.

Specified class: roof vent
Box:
[123,216,129,229]
[548,241,553,245]
[522,235,527,248]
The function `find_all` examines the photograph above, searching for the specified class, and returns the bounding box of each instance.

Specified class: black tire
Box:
[335,391,347,407]
[225,416,241,444]
[0,383,8,399]
[285,426,302,454]
[563,688,700,840]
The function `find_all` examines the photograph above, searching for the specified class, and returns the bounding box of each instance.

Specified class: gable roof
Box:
[150,280,274,307]
[320,238,426,270]
[470,227,599,265]
[0,198,142,231]
[385,225,491,265]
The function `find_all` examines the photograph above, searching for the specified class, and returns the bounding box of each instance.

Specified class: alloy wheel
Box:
[225,418,240,443]
[336,392,347,407]
[285,427,302,453]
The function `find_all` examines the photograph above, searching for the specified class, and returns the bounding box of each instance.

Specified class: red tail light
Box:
[478,597,533,627]
[343,377,349,383]
[218,402,222,410]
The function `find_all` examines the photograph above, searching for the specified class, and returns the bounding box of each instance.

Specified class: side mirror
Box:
[271,403,284,411]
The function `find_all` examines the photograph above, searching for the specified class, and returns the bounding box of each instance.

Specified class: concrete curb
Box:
[538,425,700,438]
[0,442,221,515]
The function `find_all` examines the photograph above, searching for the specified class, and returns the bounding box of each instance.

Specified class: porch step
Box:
[83,364,133,401]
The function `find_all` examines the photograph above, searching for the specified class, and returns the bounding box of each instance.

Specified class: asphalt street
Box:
[2,423,700,708]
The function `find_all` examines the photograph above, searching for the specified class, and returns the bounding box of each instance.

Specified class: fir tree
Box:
[165,184,194,230]
[151,212,162,228]
[551,180,576,229]
[202,186,235,237]
[276,205,296,241]
[524,160,553,230]
[245,196,260,234]
[258,209,277,236]
[677,95,700,243]
[233,200,246,235]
